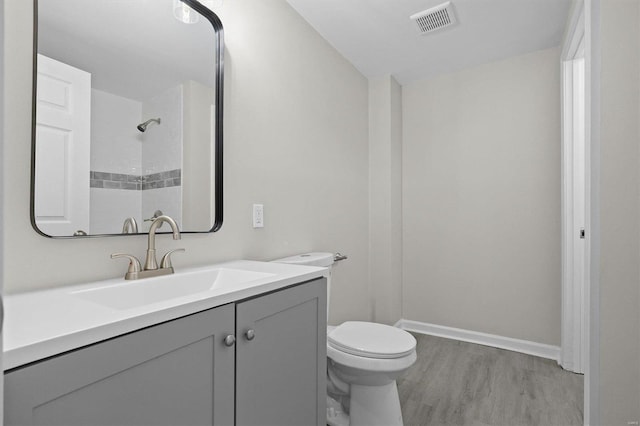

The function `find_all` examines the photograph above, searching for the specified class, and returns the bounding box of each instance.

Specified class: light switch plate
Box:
[253,204,264,228]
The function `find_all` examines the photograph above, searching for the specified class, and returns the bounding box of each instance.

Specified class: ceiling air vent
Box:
[410,2,457,35]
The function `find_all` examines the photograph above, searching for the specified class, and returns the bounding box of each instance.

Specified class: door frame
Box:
[561,1,598,424]
[560,1,587,375]
[0,0,5,421]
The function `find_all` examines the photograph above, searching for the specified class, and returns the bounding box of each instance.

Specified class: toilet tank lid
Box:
[272,252,334,267]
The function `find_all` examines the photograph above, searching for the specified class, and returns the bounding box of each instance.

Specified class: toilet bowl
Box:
[273,253,417,426]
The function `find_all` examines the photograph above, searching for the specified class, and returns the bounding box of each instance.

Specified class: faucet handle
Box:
[111,253,142,274]
[160,248,185,269]
[144,210,164,223]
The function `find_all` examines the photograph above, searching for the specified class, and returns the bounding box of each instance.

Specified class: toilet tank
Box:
[272,252,335,321]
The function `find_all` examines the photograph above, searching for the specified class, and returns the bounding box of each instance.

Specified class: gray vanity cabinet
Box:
[4,278,327,426]
[236,279,327,426]
[4,303,236,426]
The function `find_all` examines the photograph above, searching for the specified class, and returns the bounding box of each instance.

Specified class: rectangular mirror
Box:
[31,0,224,237]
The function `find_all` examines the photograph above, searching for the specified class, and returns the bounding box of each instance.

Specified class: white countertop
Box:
[3,260,328,371]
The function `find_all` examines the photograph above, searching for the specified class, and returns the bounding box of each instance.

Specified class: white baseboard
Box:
[394,319,560,362]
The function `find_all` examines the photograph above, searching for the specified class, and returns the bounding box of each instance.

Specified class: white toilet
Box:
[273,252,417,426]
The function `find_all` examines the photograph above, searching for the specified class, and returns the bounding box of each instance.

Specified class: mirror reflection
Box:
[32,0,223,237]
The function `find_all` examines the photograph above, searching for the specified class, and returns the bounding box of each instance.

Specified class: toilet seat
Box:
[327,344,417,374]
[328,321,416,359]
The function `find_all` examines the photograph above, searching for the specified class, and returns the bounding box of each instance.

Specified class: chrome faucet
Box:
[111,215,184,280]
[122,217,139,234]
[144,215,181,270]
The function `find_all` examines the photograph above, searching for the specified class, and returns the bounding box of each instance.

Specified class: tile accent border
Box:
[142,169,181,190]
[90,169,181,190]
[90,171,142,190]
[394,319,561,362]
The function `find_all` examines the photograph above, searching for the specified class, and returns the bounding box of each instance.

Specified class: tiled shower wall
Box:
[90,89,143,234]
[141,85,183,231]
[89,86,183,234]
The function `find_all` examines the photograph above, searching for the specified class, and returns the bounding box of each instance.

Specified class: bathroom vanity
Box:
[3,261,327,426]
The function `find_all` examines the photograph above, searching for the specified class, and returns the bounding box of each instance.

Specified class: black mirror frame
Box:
[30,0,224,238]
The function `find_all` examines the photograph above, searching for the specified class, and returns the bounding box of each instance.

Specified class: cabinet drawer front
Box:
[236,278,327,426]
[5,304,235,426]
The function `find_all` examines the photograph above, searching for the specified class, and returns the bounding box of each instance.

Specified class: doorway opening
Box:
[560,9,594,426]
[561,14,587,376]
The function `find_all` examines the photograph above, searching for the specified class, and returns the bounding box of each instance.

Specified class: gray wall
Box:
[597,0,640,423]
[2,0,370,325]
[402,47,562,345]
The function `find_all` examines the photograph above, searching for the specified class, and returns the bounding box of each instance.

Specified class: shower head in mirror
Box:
[137,118,161,132]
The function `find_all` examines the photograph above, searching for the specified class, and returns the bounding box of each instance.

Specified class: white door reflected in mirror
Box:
[35,54,91,236]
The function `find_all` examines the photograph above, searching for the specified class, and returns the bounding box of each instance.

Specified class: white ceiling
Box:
[286,0,572,84]
[38,0,216,101]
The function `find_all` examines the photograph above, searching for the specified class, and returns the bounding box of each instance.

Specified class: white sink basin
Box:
[71,268,276,310]
[4,259,328,371]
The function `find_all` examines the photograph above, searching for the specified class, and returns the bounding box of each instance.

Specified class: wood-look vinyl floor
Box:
[397,334,583,426]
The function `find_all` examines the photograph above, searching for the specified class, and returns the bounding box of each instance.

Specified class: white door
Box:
[34,54,91,236]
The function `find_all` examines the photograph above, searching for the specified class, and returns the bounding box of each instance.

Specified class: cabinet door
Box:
[5,304,235,426]
[236,278,327,426]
